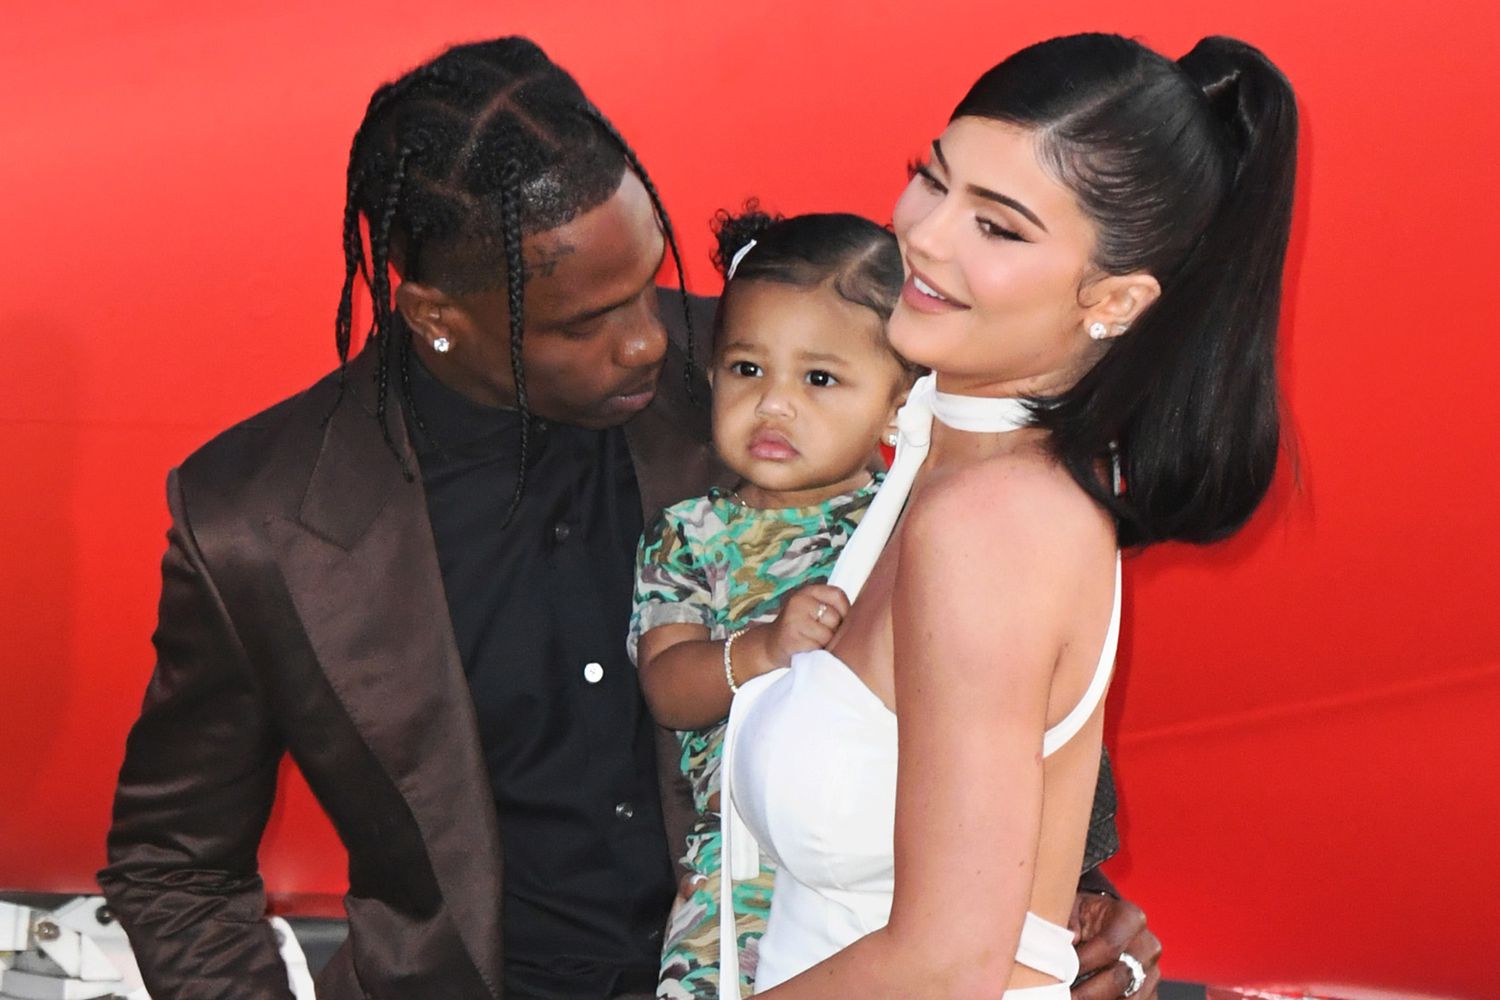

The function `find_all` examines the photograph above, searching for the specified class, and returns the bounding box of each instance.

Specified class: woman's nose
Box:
[903,200,952,264]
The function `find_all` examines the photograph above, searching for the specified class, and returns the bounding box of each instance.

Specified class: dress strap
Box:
[718,668,782,993]
[1041,553,1121,757]
[826,377,932,604]
[1015,911,1082,985]
[828,374,1031,604]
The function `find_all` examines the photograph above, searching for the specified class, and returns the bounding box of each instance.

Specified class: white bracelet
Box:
[723,628,747,694]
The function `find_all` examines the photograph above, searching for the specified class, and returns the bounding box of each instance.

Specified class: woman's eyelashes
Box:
[911,160,945,193]
[910,159,1027,243]
[977,218,1025,242]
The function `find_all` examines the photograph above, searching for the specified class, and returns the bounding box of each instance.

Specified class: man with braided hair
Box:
[99,37,1159,1000]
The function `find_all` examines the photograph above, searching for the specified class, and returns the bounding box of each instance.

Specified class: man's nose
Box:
[615,306,669,369]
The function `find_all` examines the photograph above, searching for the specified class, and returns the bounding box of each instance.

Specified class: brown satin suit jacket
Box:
[99,291,728,999]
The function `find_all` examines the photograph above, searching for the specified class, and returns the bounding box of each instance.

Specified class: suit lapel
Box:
[267,320,727,997]
[269,346,504,996]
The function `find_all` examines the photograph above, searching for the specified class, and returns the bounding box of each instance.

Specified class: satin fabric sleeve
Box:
[97,468,295,1000]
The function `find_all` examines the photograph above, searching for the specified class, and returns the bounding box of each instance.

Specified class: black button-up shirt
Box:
[406,355,672,998]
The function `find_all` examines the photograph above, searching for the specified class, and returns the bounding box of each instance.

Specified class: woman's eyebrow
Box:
[933,139,1049,233]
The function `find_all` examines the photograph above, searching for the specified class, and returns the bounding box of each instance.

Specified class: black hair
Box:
[334,37,694,523]
[710,202,918,377]
[952,34,1297,546]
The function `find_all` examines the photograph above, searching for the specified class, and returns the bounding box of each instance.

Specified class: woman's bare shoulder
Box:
[904,449,1114,568]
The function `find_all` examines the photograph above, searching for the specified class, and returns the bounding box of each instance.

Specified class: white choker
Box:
[929,380,1032,434]
[829,374,1030,603]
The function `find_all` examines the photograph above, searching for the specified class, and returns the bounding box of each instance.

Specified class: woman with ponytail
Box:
[718,33,1297,999]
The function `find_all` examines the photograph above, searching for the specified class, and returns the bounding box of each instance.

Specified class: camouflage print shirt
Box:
[628,475,882,815]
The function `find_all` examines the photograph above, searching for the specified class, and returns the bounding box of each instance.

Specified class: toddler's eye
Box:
[806,370,839,388]
[728,361,762,377]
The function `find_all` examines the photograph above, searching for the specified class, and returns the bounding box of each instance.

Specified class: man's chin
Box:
[547,388,658,429]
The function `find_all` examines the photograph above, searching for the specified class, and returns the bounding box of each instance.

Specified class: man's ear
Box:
[1082,271,1162,339]
[396,281,460,350]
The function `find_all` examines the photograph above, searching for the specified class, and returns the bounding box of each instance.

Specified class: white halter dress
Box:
[719,374,1122,997]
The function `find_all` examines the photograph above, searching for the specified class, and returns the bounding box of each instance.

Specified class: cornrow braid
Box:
[580,103,699,404]
[327,165,366,422]
[396,326,433,450]
[334,168,366,368]
[334,37,691,520]
[497,155,530,527]
[367,144,414,479]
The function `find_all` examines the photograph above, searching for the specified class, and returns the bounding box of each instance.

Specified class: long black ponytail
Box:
[954,34,1298,545]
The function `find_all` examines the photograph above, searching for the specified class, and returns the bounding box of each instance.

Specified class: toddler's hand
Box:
[762,583,850,669]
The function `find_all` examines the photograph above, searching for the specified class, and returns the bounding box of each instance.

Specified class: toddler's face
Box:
[710,281,908,508]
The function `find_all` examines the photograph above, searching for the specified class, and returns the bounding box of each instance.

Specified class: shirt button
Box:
[615,801,635,820]
[583,662,604,684]
[553,522,571,543]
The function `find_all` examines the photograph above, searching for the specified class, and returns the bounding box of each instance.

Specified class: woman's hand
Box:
[1069,892,1162,1000]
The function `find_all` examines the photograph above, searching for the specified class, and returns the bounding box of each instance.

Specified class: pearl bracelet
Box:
[723,628,747,694]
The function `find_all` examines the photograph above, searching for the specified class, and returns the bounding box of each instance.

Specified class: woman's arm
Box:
[760,461,1113,999]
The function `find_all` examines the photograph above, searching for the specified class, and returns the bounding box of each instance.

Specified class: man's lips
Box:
[607,373,660,413]
[748,428,798,460]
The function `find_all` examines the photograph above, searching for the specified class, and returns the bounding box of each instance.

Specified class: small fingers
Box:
[811,601,845,627]
[796,617,840,650]
[796,583,851,615]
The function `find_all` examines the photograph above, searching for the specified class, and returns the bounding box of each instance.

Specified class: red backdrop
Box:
[3,3,1497,998]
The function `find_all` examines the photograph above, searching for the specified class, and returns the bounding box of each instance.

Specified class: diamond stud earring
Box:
[1088,322,1108,341]
[433,336,452,354]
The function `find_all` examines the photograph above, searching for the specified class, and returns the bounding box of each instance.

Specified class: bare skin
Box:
[395,171,669,428]
[752,118,1162,999]
[638,282,904,734]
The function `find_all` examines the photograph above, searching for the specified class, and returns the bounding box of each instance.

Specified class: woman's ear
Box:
[1082,271,1162,339]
